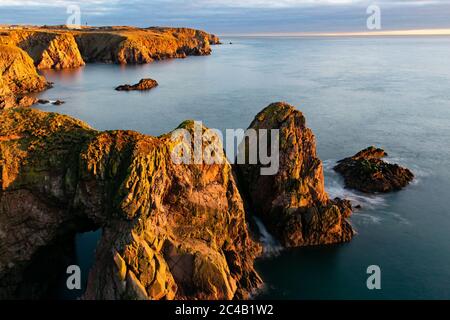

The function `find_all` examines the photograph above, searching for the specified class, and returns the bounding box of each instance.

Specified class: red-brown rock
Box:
[237,102,354,247]
[334,146,414,193]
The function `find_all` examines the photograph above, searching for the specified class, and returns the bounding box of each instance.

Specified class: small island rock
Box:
[115,78,159,91]
[334,146,414,193]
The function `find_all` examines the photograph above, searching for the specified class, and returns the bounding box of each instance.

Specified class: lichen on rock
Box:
[0,108,261,300]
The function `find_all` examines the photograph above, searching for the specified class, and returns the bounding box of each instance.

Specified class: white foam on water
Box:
[323,157,430,226]
[383,156,431,186]
[253,216,283,257]
[323,159,389,225]
[323,159,387,210]
[380,210,411,225]
[352,213,383,224]
[252,157,420,249]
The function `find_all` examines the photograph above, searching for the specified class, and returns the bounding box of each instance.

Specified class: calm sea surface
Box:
[36,36,450,299]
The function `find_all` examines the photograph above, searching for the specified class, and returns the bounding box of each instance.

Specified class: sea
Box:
[35,36,450,299]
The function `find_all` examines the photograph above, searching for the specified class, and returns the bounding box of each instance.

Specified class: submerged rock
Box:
[115,78,158,91]
[52,100,65,105]
[0,108,261,300]
[237,102,354,247]
[333,146,414,193]
[37,99,65,105]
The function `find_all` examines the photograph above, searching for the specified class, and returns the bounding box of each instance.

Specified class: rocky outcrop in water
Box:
[115,79,158,91]
[237,102,354,247]
[0,108,261,300]
[0,44,49,109]
[333,146,414,193]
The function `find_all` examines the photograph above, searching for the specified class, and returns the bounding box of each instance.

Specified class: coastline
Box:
[1,25,449,301]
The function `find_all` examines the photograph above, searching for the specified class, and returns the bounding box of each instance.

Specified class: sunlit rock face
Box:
[1,26,220,68]
[0,25,219,109]
[75,27,219,64]
[0,44,49,109]
[237,102,354,247]
[0,108,261,300]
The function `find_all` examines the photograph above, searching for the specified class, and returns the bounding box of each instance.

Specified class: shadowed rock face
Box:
[237,102,354,247]
[0,108,261,300]
[334,146,414,193]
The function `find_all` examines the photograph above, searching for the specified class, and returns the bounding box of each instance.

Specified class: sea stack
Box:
[237,102,354,247]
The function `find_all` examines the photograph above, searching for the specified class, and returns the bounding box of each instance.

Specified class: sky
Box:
[0,0,450,34]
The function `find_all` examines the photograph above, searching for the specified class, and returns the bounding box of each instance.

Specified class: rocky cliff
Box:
[0,102,355,300]
[75,27,219,64]
[237,103,354,247]
[0,108,261,300]
[0,44,49,109]
[0,26,220,68]
[2,30,85,69]
[0,25,220,108]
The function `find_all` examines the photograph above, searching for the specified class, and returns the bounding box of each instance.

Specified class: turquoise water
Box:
[52,230,101,299]
[36,36,450,299]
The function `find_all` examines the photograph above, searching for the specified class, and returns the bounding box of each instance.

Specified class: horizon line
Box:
[220,28,450,37]
[2,24,450,38]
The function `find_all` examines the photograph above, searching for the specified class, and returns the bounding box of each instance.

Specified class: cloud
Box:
[0,0,446,8]
[0,0,120,7]
[1,0,449,33]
